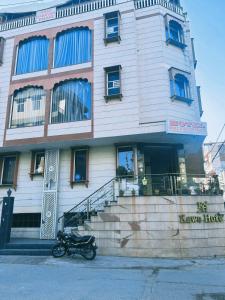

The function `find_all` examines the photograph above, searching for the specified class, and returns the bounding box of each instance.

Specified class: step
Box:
[0,248,52,256]
[5,241,55,250]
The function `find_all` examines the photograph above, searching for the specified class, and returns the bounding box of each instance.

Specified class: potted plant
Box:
[131,188,136,196]
[119,189,125,197]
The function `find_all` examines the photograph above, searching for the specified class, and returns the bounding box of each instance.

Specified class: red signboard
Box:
[36,8,56,23]
[166,120,207,136]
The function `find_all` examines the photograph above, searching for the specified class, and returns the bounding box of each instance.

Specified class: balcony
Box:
[0,0,183,32]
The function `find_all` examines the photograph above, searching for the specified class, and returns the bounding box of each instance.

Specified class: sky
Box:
[0,0,224,143]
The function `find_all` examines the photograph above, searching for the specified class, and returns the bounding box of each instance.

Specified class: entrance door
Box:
[144,146,178,195]
[40,149,59,239]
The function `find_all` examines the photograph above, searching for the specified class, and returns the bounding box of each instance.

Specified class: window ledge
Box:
[166,38,187,50]
[104,36,121,45]
[171,95,193,105]
[104,93,123,102]
[0,184,16,190]
[12,70,48,81]
[70,180,89,188]
[29,172,44,180]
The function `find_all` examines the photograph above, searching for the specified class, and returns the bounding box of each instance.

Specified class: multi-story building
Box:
[0,0,207,240]
[204,142,225,191]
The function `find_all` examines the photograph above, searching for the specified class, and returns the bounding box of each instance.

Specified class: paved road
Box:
[0,255,225,300]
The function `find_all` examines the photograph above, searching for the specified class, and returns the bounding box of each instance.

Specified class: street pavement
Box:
[0,255,225,300]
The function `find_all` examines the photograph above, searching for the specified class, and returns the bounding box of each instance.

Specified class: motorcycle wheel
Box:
[52,244,66,258]
[81,246,96,260]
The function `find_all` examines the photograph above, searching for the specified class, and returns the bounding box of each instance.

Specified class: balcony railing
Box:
[118,174,224,197]
[134,0,183,15]
[58,174,223,229]
[0,0,183,32]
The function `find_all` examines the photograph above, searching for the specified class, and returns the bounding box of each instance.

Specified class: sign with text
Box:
[166,120,207,136]
[179,202,224,224]
[36,7,56,23]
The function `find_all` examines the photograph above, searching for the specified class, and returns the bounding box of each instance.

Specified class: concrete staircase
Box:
[73,195,225,258]
[0,239,55,256]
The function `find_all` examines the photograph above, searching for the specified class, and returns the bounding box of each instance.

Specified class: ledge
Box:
[104,35,121,45]
[166,38,187,50]
[171,95,193,105]
[104,93,123,102]
[70,180,89,188]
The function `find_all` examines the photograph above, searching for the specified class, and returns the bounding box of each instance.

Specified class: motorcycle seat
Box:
[70,235,92,243]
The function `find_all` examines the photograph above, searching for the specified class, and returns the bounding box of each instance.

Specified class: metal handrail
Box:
[58,177,116,223]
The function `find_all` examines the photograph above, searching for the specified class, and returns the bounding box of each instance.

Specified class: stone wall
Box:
[77,196,225,258]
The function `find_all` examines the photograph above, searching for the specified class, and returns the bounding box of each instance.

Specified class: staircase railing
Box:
[58,177,117,228]
[59,174,224,230]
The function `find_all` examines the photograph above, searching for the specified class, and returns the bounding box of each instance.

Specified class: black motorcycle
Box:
[52,231,97,260]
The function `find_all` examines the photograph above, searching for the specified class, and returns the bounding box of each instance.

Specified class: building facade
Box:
[0,0,207,240]
[204,142,225,192]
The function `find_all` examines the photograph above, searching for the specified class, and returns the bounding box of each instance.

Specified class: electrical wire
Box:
[212,140,225,163]
[205,122,225,156]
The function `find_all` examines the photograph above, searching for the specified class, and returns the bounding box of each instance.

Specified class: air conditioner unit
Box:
[0,37,5,66]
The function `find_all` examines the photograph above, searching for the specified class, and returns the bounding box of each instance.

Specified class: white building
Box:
[204,142,225,191]
[0,0,207,240]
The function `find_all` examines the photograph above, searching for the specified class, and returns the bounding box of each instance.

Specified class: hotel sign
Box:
[179,202,224,224]
[166,120,207,136]
[36,7,56,23]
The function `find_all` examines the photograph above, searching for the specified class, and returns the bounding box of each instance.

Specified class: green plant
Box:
[116,166,128,178]
[119,189,125,197]
[131,188,136,196]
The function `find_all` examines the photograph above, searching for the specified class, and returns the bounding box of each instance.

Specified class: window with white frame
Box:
[104,11,120,43]
[10,87,46,128]
[104,65,122,100]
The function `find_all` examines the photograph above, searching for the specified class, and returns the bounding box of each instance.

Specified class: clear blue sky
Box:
[1,0,225,142]
[183,0,225,142]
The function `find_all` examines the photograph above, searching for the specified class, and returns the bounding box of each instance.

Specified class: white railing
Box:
[56,0,116,19]
[0,15,36,32]
[134,0,183,15]
[0,0,183,32]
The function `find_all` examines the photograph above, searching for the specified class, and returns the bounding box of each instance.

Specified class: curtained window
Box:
[166,20,185,49]
[11,87,46,128]
[51,79,91,124]
[54,28,92,68]
[16,37,49,74]
[174,74,191,99]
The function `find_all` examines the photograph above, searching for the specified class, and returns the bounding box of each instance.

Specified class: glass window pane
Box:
[51,80,91,124]
[11,87,46,128]
[74,150,87,182]
[107,70,120,96]
[34,152,45,174]
[117,147,134,175]
[2,157,16,185]
[106,16,119,38]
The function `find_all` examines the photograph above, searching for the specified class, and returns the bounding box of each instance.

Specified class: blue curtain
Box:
[51,79,91,124]
[16,37,49,74]
[54,28,92,68]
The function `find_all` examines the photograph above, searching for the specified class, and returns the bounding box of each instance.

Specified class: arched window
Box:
[174,74,191,99]
[16,37,49,74]
[11,87,46,128]
[51,79,91,124]
[168,20,184,45]
[54,28,92,68]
